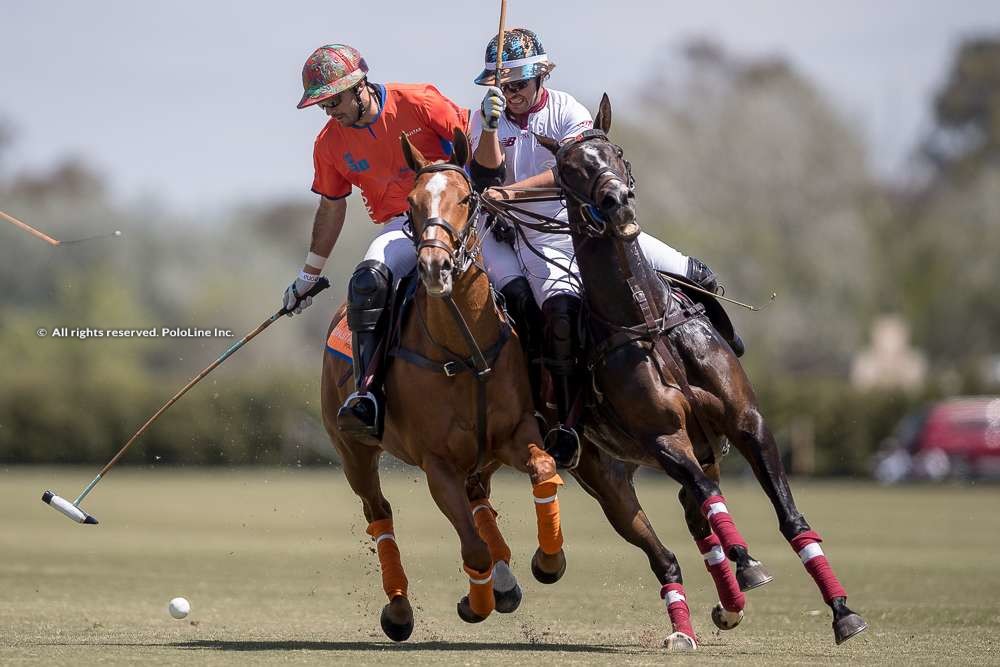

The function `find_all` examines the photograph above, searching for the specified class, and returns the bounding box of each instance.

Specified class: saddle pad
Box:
[326,313,352,363]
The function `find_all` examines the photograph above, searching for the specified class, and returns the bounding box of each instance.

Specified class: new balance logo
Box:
[343,152,370,173]
[500,137,517,147]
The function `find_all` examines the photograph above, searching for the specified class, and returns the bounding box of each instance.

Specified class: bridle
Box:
[553,129,636,238]
[394,160,507,477]
[410,162,483,275]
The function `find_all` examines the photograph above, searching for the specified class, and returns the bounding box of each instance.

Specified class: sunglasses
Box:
[500,79,532,94]
[318,93,346,110]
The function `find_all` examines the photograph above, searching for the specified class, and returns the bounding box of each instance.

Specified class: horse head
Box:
[536,93,639,241]
[401,127,477,298]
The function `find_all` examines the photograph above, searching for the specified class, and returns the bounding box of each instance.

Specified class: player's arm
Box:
[283,195,347,315]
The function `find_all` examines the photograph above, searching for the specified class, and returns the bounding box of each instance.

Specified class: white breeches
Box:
[360,215,417,281]
[481,226,690,307]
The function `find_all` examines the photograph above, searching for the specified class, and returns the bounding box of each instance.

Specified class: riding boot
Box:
[541,294,583,470]
[687,257,745,357]
[338,260,393,436]
[499,277,545,412]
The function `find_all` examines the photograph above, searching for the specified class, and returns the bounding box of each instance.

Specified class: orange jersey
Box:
[311,83,469,223]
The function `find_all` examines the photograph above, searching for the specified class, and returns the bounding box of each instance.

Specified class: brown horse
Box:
[321,128,567,641]
[527,95,868,648]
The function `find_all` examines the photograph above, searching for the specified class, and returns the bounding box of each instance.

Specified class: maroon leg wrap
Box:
[696,533,746,612]
[790,529,847,602]
[660,582,695,638]
[700,495,749,553]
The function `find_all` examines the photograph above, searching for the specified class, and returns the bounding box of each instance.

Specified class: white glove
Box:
[283,270,321,315]
[480,86,505,131]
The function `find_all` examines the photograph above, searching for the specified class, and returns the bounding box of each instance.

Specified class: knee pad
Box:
[541,295,582,375]
[347,260,393,332]
[687,257,719,294]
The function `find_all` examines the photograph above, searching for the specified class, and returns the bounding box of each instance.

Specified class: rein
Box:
[392,161,510,475]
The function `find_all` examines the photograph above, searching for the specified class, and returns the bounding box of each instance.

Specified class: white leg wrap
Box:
[706,501,729,518]
[703,545,727,566]
[798,542,824,564]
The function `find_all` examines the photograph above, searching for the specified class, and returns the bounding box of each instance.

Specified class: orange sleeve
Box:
[421,84,470,146]
[311,132,352,199]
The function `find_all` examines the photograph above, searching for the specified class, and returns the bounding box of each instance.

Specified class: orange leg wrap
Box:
[532,474,565,555]
[366,518,408,600]
[463,563,496,618]
[471,499,512,565]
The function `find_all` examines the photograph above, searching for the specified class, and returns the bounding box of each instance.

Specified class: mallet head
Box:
[42,490,98,524]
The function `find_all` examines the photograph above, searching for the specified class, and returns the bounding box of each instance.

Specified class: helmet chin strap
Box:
[351,80,377,126]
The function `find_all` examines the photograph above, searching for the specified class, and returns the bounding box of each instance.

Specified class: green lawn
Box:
[2,467,998,665]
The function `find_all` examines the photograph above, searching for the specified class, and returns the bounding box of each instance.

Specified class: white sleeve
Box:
[557,96,594,142]
[468,111,485,154]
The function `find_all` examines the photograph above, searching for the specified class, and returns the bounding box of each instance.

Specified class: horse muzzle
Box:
[418,250,454,297]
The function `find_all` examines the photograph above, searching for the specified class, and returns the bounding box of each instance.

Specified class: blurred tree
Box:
[923,36,1000,177]
[881,34,1000,363]
[619,39,875,375]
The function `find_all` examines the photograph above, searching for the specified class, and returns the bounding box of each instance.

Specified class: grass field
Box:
[2,467,999,665]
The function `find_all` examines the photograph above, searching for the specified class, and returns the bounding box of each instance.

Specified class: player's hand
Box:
[282,270,321,315]
[480,86,505,131]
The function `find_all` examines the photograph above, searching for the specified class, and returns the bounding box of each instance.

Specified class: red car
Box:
[874,396,1000,482]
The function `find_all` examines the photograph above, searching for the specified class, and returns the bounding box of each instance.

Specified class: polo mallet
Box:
[42,277,331,524]
[2,209,123,246]
[495,0,508,88]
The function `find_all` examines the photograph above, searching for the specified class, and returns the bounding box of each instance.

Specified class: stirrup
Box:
[337,391,380,435]
[543,425,581,470]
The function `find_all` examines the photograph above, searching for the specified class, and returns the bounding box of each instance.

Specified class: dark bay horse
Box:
[321,128,567,641]
[532,95,868,647]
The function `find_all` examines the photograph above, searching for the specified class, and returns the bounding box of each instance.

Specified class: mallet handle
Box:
[91,277,331,480]
[1,210,61,246]
[495,0,507,87]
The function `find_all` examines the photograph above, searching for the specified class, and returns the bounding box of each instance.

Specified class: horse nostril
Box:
[440,259,453,275]
[601,193,619,210]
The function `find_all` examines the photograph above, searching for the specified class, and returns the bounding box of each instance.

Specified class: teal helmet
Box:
[474,28,555,86]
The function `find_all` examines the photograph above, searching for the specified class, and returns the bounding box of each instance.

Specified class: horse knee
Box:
[460,540,493,574]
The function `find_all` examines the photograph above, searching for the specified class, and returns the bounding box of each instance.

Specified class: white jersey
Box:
[470,87,593,227]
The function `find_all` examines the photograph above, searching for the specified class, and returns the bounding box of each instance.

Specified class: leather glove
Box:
[283,270,321,315]
[480,86,505,131]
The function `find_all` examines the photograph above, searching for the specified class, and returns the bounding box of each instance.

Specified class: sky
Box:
[1,1,997,215]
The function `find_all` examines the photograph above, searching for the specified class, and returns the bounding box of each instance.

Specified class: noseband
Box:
[554,129,635,237]
[410,162,482,274]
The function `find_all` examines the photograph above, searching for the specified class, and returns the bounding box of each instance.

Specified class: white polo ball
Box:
[113,230,122,237]
[168,597,190,619]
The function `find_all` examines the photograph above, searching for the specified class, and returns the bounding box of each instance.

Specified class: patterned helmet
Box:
[297,44,369,109]
[474,28,556,86]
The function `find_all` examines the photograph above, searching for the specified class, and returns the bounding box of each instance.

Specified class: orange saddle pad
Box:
[326,314,352,363]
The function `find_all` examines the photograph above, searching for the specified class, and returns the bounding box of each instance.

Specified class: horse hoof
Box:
[736,562,773,591]
[530,547,566,584]
[834,613,868,645]
[494,583,522,613]
[456,596,489,623]
[663,631,697,651]
[711,602,744,630]
[379,597,414,642]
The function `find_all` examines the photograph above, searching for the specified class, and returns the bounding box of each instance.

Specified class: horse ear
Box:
[450,127,470,167]
[593,93,612,133]
[534,132,560,155]
[400,132,428,172]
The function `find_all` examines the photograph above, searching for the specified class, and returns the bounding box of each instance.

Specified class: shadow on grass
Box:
[169,639,628,653]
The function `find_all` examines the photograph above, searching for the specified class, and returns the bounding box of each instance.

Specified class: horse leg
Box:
[498,415,568,584]
[677,478,746,631]
[423,456,496,623]
[571,442,694,650]
[646,430,770,649]
[332,437,413,642]
[728,406,868,644]
[466,467,522,613]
